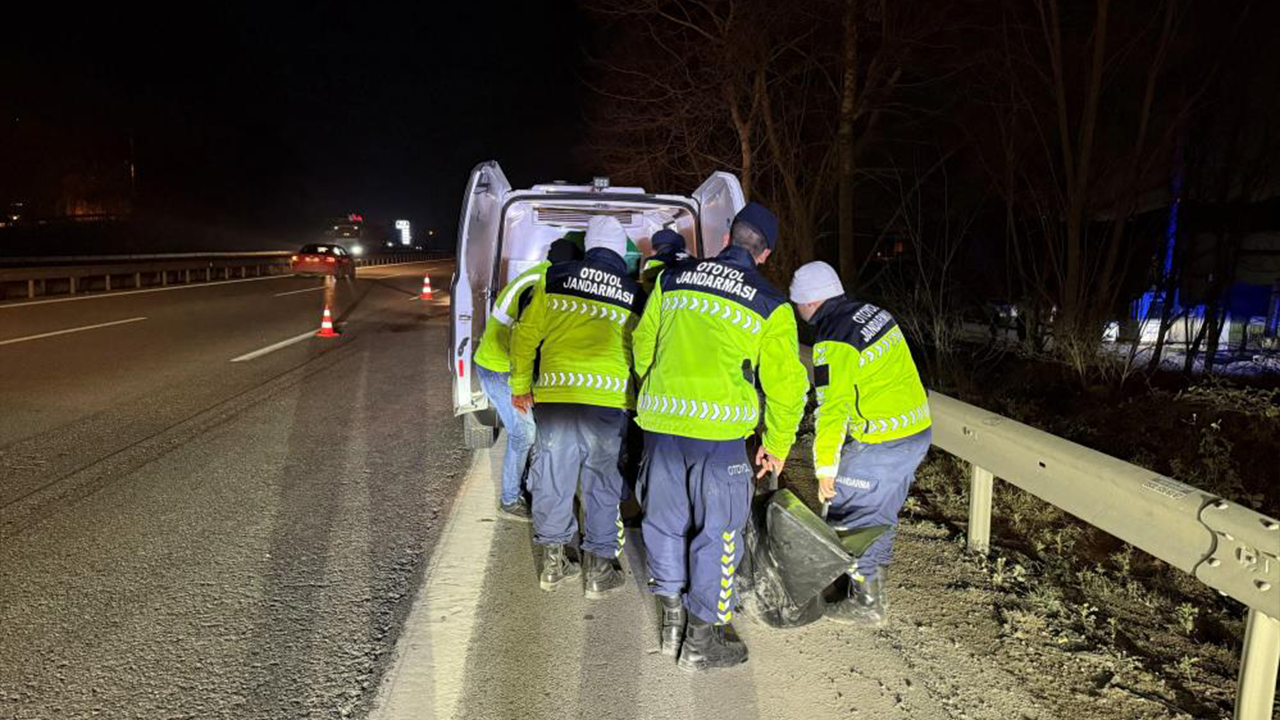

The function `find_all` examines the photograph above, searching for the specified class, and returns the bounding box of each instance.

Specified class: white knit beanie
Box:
[789,261,844,305]
[585,215,627,258]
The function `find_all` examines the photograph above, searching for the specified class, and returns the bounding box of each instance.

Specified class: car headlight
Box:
[351,245,364,256]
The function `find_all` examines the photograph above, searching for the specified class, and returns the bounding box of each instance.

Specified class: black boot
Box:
[539,544,580,592]
[659,595,686,657]
[677,615,748,672]
[583,552,625,599]
[826,570,887,626]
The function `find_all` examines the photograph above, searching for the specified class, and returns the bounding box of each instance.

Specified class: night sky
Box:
[3,2,587,244]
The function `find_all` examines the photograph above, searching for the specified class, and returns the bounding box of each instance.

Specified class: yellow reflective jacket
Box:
[809,295,931,477]
[510,249,645,408]
[633,245,808,459]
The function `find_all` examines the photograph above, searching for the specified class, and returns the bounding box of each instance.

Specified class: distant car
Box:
[291,243,355,279]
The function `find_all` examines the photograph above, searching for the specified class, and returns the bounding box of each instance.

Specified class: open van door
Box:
[451,161,510,424]
[691,171,746,257]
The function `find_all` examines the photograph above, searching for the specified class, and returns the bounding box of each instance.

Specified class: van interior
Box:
[497,197,701,284]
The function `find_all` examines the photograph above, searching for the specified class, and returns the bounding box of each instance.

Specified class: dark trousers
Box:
[828,428,932,580]
[640,431,752,625]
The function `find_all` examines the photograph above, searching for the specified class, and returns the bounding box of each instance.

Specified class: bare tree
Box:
[870,148,987,384]
[975,0,1204,383]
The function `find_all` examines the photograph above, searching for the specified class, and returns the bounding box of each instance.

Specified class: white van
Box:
[450,160,747,448]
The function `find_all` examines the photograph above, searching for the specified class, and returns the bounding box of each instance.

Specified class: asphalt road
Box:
[0,260,474,719]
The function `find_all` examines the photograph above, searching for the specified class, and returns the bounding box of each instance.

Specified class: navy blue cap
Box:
[547,236,583,263]
[651,229,686,253]
[732,202,780,249]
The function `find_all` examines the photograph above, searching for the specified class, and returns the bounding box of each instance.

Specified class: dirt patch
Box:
[771,397,1271,720]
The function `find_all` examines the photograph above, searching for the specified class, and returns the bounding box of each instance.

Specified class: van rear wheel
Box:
[463,411,497,450]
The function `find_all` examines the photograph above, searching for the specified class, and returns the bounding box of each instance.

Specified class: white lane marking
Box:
[0,274,297,309]
[369,446,498,720]
[0,316,148,346]
[273,285,325,297]
[229,330,319,363]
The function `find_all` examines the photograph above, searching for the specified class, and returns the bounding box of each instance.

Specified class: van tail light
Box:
[290,255,298,262]
[457,359,465,377]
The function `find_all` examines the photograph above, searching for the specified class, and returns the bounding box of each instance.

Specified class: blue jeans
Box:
[477,365,536,505]
[829,428,933,580]
[528,403,628,556]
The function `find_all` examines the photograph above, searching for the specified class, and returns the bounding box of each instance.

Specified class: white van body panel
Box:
[451,161,511,416]
[692,171,746,254]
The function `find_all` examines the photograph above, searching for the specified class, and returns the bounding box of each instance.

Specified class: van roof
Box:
[527,183,647,195]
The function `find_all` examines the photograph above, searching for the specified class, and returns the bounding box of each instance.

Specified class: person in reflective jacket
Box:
[789,260,933,626]
[633,202,808,671]
[640,228,690,292]
[473,237,582,520]
[510,216,645,599]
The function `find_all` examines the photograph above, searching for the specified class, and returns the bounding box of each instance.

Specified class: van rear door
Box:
[691,172,746,256]
[451,161,510,416]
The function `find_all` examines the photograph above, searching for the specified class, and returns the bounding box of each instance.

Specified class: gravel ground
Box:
[780,429,1261,720]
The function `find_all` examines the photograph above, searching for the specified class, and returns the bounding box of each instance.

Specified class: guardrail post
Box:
[206,267,211,282]
[968,464,994,554]
[1234,608,1280,720]
[160,270,167,287]
[70,277,77,295]
[134,271,141,288]
[27,279,35,299]
[104,274,111,291]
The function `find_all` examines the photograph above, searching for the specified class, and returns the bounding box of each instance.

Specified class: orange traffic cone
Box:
[316,306,339,338]
[420,275,433,300]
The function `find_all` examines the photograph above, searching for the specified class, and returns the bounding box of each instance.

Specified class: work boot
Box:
[826,570,887,627]
[497,497,532,522]
[539,544,580,592]
[659,595,687,657]
[677,615,748,672]
[583,552,625,599]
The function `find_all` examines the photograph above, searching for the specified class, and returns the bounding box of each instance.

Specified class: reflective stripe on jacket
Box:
[473,261,551,374]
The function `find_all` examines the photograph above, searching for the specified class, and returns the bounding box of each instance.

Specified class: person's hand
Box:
[817,475,837,503]
[755,445,785,479]
[512,393,534,414]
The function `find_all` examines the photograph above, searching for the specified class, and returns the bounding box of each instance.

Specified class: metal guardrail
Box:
[0,251,294,266]
[928,390,1279,720]
[0,251,452,301]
